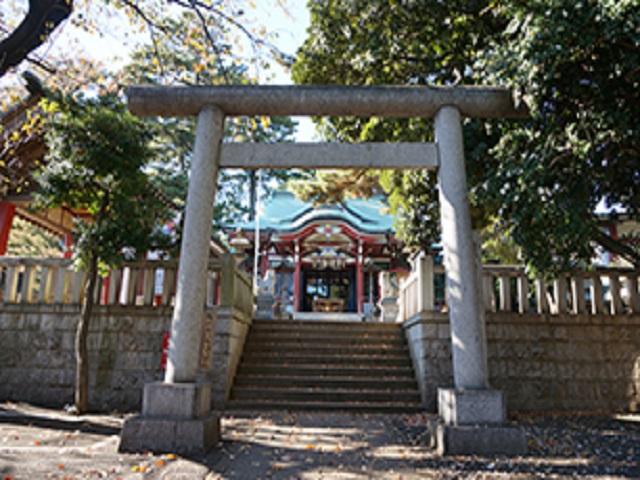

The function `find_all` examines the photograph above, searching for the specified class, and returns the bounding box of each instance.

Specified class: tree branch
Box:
[593,227,640,268]
[0,0,72,77]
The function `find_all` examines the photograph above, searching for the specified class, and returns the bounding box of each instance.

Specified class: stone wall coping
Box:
[0,304,217,318]
[216,306,252,326]
[488,312,640,326]
[402,311,640,329]
[402,311,449,330]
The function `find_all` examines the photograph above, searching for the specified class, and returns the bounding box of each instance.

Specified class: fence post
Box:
[535,278,547,314]
[591,274,605,314]
[553,275,567,314]
[3,266,17,303]
[517,275,529,314]
[571,275,586,314]
[626,274,640,314]
[20,265,33,303]
[219,253,235,308]
[417,252,434,312]
[609,273,623,314]
[498,276,511,312]
[142,266,155,306]
[483,275,496,312]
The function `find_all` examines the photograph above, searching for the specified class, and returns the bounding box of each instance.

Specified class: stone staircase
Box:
[227,319,423,412]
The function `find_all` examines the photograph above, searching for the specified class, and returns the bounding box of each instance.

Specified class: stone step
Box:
[246,336,405,347]
[243,343,408,355]
[252,320,404,335]
[234,375,417,390]
[252,320,401,331]
[229,318,420,413]
[232,386,421,403]
[249,330,404,341]
[241,353,411,367]
[237,364,415,378]
[225,399,424,413]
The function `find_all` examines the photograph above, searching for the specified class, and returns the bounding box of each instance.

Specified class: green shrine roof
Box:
[233,191,394,234]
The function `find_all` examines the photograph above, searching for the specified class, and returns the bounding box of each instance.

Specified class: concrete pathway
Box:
[0,403,638,479]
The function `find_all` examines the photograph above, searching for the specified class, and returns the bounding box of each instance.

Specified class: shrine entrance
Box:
[302,267,355,313]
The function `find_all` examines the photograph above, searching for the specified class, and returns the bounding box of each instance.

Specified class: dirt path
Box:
[0,403,638,479]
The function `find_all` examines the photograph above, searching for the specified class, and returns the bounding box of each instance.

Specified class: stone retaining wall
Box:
[204,306,252,407]
[404,312,640,412]
[0,305,250,411]
[3,305,637,414]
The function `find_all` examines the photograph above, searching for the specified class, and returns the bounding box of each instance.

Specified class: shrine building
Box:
[228,190,406,318]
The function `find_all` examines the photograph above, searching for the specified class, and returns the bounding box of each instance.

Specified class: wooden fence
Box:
[399,253,640,321]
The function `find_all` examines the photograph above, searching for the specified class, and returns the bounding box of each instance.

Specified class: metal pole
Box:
[253,169,261,295]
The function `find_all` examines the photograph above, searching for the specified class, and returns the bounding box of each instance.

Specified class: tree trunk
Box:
[74,252,98,414]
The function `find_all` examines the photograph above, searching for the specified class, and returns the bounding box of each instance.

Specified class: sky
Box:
[0,0,317,140]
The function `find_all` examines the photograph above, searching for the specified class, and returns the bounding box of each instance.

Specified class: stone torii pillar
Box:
[435,106,489,389]
[433,106,526,455]
[120,105,225,454]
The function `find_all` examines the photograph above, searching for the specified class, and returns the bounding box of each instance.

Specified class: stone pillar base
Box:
[119,414,220,455]
[427,419,527,456]
[379,297,399,323]
[256,294,274,320]
[434,388,527,456]
[119,382,220,454]
[438,388,506,425]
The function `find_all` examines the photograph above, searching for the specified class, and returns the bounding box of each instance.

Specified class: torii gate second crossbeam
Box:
[119,84,529,457]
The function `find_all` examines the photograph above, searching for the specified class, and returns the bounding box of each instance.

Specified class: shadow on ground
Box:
[0,404,638,479]
[0,410,120,436]
[181,411,640,479]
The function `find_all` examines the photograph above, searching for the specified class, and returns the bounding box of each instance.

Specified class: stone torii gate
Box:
[119,85,528,455]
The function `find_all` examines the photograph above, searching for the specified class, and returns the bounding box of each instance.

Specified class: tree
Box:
[34,94,171,413]
[293,0,640,271]
[475,0,640,271]
[121,12,302,230]
[1,0,291,89]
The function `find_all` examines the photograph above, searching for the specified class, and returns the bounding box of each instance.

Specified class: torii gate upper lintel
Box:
[119,84,529,456]
[126,84,528,119]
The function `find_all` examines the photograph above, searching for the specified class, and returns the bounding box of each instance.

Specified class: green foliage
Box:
[475,0,640,271]
[34,94,171,269]
[292,0,502,249]
[294,0,640,271]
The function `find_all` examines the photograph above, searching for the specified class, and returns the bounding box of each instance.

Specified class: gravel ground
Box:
[0,402,638,479]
